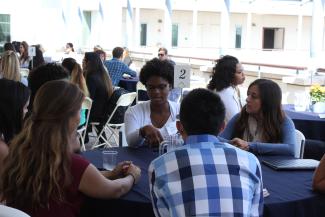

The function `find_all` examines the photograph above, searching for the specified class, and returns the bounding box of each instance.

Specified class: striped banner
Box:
[127,0,133,19]
[165,0,172,16]
[78,6,83,23]
[99,1,104,19]
[224,0,230,12]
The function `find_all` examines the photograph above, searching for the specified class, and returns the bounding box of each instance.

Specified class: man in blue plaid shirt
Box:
[149,88,263,217]
[104,47,137,86]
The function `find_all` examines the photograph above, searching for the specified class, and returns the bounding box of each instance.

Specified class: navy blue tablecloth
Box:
[81,147,325,217]
[283,104,325,141]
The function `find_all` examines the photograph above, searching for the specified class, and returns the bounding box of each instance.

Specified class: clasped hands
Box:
[230,138,249,151]
[104,161,141,184]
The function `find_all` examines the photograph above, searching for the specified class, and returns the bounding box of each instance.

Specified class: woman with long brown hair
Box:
[0,80,140,216]
[220,79,296,156]
[83,52,113,131]
[19,41,30,68]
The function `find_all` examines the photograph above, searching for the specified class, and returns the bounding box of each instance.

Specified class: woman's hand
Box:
[102,161,131,180]
[126,164,141,184]
[140,125,163,147]
[230,138,249,151]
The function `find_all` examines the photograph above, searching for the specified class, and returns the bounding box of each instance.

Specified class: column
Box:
[310,0,324,58]
[192,0,198,48]
[164,0,172,49]
[220,1,230,55]
[134,7,140,48]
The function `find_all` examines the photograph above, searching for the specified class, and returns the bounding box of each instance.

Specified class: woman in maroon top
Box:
[0,80,141,217]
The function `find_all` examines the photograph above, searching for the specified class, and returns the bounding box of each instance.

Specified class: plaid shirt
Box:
[149,134,263,217]
[104,58,136,86]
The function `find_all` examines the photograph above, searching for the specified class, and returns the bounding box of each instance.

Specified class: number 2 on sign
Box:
[179,69,186,79]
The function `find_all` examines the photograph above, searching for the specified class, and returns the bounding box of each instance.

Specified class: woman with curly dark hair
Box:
[207,55,245,122]
[125,58,179,147]
[220,79,296,156]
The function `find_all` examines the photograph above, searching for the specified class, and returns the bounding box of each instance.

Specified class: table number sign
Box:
[174,64,190,88]
[28,46,36,57]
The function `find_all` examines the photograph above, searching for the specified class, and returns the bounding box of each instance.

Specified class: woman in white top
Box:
[207,55,245,123]
[125,58,179,147]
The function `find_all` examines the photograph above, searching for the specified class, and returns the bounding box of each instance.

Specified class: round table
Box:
[81,147,325,217]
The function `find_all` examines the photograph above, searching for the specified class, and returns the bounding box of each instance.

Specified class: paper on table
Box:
[263,188,270,197]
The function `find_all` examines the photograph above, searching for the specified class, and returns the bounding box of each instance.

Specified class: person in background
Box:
[157,47,175,66]
[65,42,75,54]
[122,47,132,67]
[0,79,30,170]
[149,88,263,217]
[157,47,181,102]
[313,154,325,193]
[125,58,179,147]
[104,47,137,86]
[0,50,28,86]
[19,41,30,68]
[29,44,45,70]
[62,57,89,128]
[93,45,103,52]
[27,63,68,114]
[3,42,16,52]
[207,55,245,123]
[0,80,141,217]
[83,52,113,133]
[220,79,296,156]
[95,49,107,63]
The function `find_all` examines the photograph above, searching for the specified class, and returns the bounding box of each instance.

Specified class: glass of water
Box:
[102,150,118,171]
[159,134,183,155]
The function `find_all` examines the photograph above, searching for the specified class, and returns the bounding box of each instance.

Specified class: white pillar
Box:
[220,2,230,55]
[126,7,133,48]
[192,1,198,48]
[134,7,140,49]
[296,6,303,51]
[245,12,252,50]
[310,0,324,58]
[164,4,172,49]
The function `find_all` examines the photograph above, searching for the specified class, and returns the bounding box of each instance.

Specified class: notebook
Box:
[262,158,319,170]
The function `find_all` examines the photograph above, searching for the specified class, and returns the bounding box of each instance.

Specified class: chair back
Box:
[107,92,137,123]
[295,129,306,158]
[0,205,30,217]
[78,97,92,151]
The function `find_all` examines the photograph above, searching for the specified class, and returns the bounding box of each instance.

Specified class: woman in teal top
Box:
[62,58,89,126]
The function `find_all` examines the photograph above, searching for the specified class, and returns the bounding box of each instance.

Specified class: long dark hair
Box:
[207,55,239,91]
[232,79,284,142]
[83,52,113,98]
[0,79,30,144]
[1,80,84,210]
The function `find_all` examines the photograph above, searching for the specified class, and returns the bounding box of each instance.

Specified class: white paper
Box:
[174,64,191,88]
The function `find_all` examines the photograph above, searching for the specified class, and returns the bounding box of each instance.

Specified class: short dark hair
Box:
[139,58,174,87]
[112,47,124,58]
[28,63,68,111]
[180,88,225,136]
[61,57,76,74]
[158,47,168,55]
[0,79,30,143]
[207,55,239,91]
[4,43,15,52]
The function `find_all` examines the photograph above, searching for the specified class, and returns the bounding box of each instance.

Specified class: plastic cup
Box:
[102,150,118,171]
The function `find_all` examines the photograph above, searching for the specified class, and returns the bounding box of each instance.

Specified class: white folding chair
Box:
[0,205,30,217]
[295,129,306,159]
[77,97,92,151]
[91,92,137,149]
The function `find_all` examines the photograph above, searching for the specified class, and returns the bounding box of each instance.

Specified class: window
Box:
[235,25,242,48]
[172,24,178,47]
[140,23,147,46]
[0,14,10,52]
[263,27,285,50]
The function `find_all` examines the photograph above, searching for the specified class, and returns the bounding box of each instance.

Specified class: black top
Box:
[86,73,110,124]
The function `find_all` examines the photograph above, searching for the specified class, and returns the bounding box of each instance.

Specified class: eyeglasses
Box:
[158,53,165,57]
